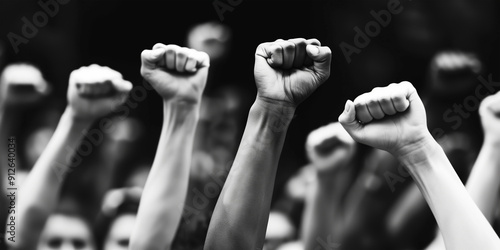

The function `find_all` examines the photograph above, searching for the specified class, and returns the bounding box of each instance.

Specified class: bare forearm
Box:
[425,140,500,250]
[130,101,199,250]
[14,108,91,248]
[205,99,294,250]
[466,141,500,223]
[400,137,500,250]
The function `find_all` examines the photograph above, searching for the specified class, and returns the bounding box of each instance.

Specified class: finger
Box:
[175,48,189,73]
[338,100,362,134]
[141,49,164,70]
[366,94,385,120]
[276,41,295,69]
[354,94,373,123]
[76,81,114,98]
[305,38,321,46]
[265,43,284,67]
[304,39,321,66]
[163,45,180,70]
[185,56,198,73]
[113,79,133,93]
[378,93,397,115]
[288,38,307,68]
[194,51,210,68]
[152,43,166,50]
[389,82,413,112]
[306,45,332,82]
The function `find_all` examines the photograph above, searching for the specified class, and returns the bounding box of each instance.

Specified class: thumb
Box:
[114,79,133,94]
[306,45,332,82]
[338,100,361,135]
[141,49,164,70]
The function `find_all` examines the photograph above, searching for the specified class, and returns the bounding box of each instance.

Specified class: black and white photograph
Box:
[1,0,500,249]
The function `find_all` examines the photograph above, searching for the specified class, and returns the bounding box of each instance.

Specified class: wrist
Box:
[249,98,295,134]
[392,130,435,158]
[253,97,296,119]
[395,135,442,173]
[163,100,200,126]
[62,107,95,128]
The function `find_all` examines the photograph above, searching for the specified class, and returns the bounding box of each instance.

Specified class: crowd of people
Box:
[1,1,500,250]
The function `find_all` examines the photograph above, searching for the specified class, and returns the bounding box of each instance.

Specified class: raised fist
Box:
[67,64,132,120]
[306,122,356,171]
[338,81,430,156]
[479,91,500,144]
[0,63,50,106]
[428,51,482,95]
[140,44,210,104]
[254,38,331,107]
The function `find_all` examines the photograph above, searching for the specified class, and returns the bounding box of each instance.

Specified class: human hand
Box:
[254,38,331,108]
[339,81,431,156]
[67,64,132,121]
[140,44,210,105]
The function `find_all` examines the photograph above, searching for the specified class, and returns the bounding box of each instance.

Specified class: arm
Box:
[129,44,210,250]
[7,65,132,250]
[0,64,49,188]
[426,90,500,250]
[0,64,48,244]
[301,122,356,249]
[204,38,331,250]
[339,82,500,250]
[464,91,500,223]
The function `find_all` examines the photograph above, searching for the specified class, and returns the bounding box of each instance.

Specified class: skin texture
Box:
[204,38,331,250]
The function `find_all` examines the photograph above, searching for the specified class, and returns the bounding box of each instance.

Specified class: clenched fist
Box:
[338,81,430,156]
[140,44,209,104]
[67,64,132,120]
[479,91,500,144]
[306,122,356,171]
[254,38,331,107]
[0,63,50,106]
[429,51,481,95]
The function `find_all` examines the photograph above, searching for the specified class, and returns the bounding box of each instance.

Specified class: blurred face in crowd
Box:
[187,21,232,62]
[103,214,136,250]
[37,214,95,250]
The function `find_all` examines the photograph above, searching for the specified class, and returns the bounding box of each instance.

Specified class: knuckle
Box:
[291,38,307,46]
[282,42,295,51]
[379,96,391,103]
[306,38,321,46]
[367,98,378,106]
[153,43,165,49]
